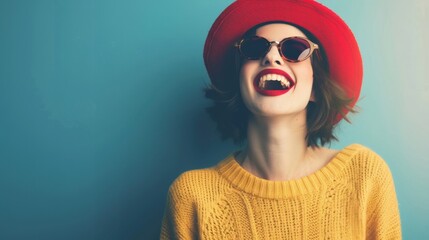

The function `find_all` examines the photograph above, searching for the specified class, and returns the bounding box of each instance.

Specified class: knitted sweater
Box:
[160,144,401,239]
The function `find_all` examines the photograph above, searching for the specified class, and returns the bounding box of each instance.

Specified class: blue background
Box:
[1,0,428,239]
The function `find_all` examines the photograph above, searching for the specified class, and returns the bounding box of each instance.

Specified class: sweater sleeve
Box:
[160,173,198,240]
[365,151,402,239]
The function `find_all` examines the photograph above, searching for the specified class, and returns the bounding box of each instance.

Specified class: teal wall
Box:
[0,0,427,239]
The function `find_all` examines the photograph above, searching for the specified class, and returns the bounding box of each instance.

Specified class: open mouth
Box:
[253,69,295,96]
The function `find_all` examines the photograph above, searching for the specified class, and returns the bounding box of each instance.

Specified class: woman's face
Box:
[239,23,315,119]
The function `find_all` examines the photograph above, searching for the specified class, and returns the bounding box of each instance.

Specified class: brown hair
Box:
[204,22,358,147]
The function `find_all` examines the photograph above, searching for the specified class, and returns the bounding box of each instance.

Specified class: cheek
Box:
[239,61,257,90]
[294,63,314,87]
[238,67,250,105]
[238,62,258,110]
[239,61,252,80]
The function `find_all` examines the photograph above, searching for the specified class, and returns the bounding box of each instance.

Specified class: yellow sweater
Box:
[160,144,401,239]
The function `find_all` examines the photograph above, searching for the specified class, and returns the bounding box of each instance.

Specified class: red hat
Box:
[203,0,363,124]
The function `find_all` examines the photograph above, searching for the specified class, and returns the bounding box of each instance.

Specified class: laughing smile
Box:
[253,69,295,96]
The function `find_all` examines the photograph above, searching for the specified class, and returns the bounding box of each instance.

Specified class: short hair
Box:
[204,22,357,147]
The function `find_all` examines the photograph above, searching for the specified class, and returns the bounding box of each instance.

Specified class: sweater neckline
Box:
[216,143,362,198]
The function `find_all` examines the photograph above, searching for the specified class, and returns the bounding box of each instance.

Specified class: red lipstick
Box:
[253,69,295,96]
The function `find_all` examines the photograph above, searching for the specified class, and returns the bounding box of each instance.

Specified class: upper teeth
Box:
[259,74,291,88]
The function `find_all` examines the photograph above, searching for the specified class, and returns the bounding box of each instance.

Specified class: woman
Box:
[161,0,401,239]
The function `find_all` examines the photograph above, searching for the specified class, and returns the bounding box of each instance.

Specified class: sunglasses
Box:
[235,36,319,62]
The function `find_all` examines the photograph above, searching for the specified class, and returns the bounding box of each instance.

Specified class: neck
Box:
[240,113,317,181]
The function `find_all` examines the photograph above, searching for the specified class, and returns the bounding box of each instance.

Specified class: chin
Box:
[249,106,308,119]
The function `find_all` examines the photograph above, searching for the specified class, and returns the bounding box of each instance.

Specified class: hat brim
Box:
[203,0,363,124]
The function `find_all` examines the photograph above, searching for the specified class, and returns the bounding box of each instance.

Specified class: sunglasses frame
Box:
[235,36,319,63]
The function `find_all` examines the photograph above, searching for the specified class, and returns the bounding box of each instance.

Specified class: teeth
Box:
[284,78,290,87]
[259,73,292,89]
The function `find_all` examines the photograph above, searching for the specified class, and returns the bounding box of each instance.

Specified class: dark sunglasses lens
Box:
[281,38,311,61]
[240,37,269,59]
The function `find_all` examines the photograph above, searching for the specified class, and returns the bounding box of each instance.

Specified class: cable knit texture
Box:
[160,144,401,239]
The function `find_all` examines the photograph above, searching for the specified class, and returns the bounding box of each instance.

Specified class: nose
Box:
[262,41,284,66]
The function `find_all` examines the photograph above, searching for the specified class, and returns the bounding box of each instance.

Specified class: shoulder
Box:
[344,143,390,167]
[339,143,394,181]
[167,165,228,202]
